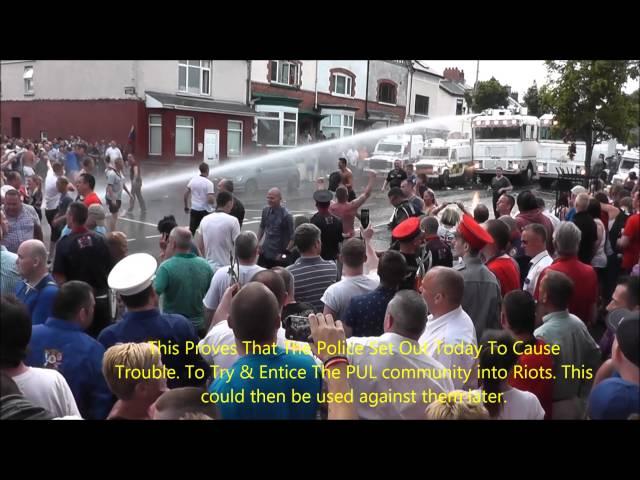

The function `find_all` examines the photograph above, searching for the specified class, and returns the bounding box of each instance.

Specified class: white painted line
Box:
[145,234,162,239]
[127,238,136,242]
[243,220,261,225]
[119,217,157,227]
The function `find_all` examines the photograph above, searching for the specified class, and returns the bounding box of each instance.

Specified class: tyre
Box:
[441,170,450,189]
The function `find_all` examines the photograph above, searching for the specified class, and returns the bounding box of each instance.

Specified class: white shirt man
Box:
[198,211,241,271]
[347,332,454,419]
[198,321,311,374]
[346,148,359,168]
[418,305,478,390]
[105,144,123,163]
[321,274,379,320]
[203,263,264,313]
[44,169,61,212]
[12,366,81,418]
[523,250,553,295]
[187,175,215,212]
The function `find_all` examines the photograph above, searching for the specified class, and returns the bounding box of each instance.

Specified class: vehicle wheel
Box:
[245,179,258,196]
[521,164,534,184]
[441,170,450,189]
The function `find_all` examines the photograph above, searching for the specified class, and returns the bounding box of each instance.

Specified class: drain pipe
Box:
[365,60,370,121]
[246,60,252,106]
[314,61,319,110]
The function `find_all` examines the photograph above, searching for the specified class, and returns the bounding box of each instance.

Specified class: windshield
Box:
[376,143,403,153]
[474,126,521,140]
[423,148,448,158]
[620,159,638,170]
[538,126,564,141]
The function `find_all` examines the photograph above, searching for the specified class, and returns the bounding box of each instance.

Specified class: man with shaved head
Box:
[152,387,218,420]
[257,188,294,268]
[208,282,321,419]
[419,267,478,389]
[153,226,213,337]
[15,239,59,325]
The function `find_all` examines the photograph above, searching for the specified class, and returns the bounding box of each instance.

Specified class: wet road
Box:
[42,162,557,256]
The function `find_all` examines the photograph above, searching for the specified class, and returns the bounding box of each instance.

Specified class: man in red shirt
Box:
[618,191,640,273]
[535,221,598,326]
[502,290,554,419]
[484,219,520,296]
[75,173,102,207]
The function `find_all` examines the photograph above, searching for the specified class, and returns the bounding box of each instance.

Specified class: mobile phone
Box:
[360,208,370,229]
[284,315,312,342]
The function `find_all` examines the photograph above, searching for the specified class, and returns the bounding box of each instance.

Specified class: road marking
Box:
[127,238,136,242]
[145,234,162,239]
[119,217,157,227]
[243,220,261,225]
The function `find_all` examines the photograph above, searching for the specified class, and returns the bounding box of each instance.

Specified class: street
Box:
[47,161,558,256]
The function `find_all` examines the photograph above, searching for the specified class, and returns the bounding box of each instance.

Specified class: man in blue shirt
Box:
[26,281,113,419]
[98,253,208,388]
[343,250,407,337]
[588,313,639,420]
[257,188,294,269]
[209,282,321,420]
[15,239,58,325]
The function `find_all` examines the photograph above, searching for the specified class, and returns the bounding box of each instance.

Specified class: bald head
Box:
[267,188,282,208]
[169,226,192,251]
[153,387,218,420]
[228,282,281,344]
[422,266,464,317]
[16,239,49,281]
[251,269,287,308]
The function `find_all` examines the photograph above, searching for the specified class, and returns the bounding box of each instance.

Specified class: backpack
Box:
[328,171,342,192]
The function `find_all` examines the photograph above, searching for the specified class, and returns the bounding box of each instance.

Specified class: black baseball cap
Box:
[616,314,639,368]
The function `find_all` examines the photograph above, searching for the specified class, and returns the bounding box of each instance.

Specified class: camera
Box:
[284,315,312,342]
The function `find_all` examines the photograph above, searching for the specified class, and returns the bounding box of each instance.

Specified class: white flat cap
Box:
[108,253,157,296]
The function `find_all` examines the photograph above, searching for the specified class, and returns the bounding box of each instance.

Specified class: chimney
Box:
[443,67,465,83]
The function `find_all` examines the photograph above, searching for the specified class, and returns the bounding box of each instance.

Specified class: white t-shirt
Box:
[187,175,215,212]
[106,168,124,201]
[320,274,380,320]
[198,321,312,373]
[475,387,545,420]
[202,263,265,310]
[12,367,81,418]
[105,146,123,162]
[523,250,553,295]
[198,212,240,269]
[592,218,607,269]
[44,171,61,210]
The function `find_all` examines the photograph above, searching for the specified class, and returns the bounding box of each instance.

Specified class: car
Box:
[213,157,301,195]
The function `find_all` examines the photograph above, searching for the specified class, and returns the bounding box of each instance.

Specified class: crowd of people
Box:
[1,138,639,420]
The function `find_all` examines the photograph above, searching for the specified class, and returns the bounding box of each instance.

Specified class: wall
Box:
[316,60,367,99]
[0,60,136,100]
[367,61,408,107]
[409,72,441,118]
[434,90,461,118]
[0,99,144,152]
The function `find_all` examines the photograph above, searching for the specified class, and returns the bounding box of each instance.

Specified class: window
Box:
[320,112,354,139]
[175,116,194,155]
[378,82,397,104]
[23,66,34,95]
[456,99,464,115]
[474,126,521,140]
[256,106,298,147]
[178,60,211,95]
[332,74,353,96]
[415,95,429,116]
[269,61,300,87]
[227,120,243,156]
[149,114,162,155]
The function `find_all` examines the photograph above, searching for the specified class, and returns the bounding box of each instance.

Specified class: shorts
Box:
[106,198,122,214]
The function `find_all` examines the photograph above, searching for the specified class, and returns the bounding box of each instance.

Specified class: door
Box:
[203,129,220,168]
[11,117,21,138]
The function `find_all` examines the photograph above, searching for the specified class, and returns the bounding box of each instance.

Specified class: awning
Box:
[252,92,302,108]
[23,68,33,79]
[298,109,327,120]
[145,91,255,116]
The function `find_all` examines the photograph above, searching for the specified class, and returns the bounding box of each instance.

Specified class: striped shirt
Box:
[286,256,337,312]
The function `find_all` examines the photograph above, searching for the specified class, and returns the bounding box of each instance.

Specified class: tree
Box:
[544,60,639,176]
[523,82,540,117]
[467,77,510,113]
[625,90,639,148]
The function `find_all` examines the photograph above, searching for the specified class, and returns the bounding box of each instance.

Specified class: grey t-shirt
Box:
[106,168,124,201]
